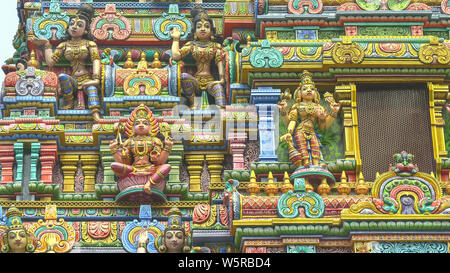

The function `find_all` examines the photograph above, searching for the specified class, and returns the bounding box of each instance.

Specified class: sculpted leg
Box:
[86,86,101,121]
[208,83,226,107]
[180,73,199,109]
[58,74,75,110]
[143,164,171,194]
[111,162,134,178]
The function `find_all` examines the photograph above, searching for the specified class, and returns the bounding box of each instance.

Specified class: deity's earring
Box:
[211,35,214,41]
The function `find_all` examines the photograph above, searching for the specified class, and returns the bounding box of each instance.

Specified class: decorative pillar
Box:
[167,143,183,183]
[80,155,99,192]
[40,144,58,184]
[60,154,80,192]
[100,142,115,184]
[206,154,224,185]
[335,83,362,175]
[228,132,247,170]
[30,143,41,181]
[250,87,281,162]
[14,143,24,183]
[0,145,15,184]
[429,83,449,181]
[185,155,205,192]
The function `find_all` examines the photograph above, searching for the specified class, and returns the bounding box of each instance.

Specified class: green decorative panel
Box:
[372,242,448,253]
[423,31,449,40]
[14,143,24,182]
[318,30,345,40]
[287,245,316,253]
[358,26,410,36]
[277,31,296,40]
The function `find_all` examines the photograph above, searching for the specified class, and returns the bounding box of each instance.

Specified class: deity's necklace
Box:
[133,136,149,159]
[302,102,317,115]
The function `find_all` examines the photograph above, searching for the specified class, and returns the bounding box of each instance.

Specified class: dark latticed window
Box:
[356,83,435,181]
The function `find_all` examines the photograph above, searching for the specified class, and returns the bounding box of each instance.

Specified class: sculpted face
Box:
[300,84,317,102]
[195,20,212,41]
[7,229,27,253]
[133,118,151,137]
[68,18,87,39]
[164,230,185,253]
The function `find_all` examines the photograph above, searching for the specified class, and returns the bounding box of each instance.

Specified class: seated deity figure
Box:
[170,5,226,109]
[278,70,341,168]
[109,104,173,196]
[30,4,102,121]
[1,207,36,253]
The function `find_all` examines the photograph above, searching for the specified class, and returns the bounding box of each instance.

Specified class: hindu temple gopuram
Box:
[0,0,450,254]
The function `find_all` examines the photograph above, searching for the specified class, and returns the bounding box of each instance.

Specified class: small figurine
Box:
[0,207,35,253]
[278,70,340,168]
[109,104,172,197]
[30,4,102,121]
[170,5,227,109]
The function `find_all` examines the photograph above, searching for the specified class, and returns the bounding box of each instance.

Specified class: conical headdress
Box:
[124,104,160,137]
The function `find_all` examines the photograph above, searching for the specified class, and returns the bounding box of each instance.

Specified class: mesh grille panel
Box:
[356,83,435,181]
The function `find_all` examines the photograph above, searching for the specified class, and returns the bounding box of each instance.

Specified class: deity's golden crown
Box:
[167,207,183,230]
[299,70,315,87]
[6,207,23,229]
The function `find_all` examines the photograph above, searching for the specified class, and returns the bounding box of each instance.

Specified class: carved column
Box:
[30,143,41,182]
[429,83,449,181]
[0,144,15,184]
[100,142,115,184]
[167,143,183,183]
[335,83,362,175]
[228,132,247,170]
[40,144,58,184]
[14,142,24,183]
[80,155,99,192]
[60,154,80,192]
[206,154,224,185]
[250,87,281,162]
[185,154,205,192]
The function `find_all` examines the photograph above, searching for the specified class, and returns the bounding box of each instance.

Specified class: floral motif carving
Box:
[287,0,323,14]
[419,41,450,65]
[91,4,131,41]
[33,1,69,41]
[154,4,192,41]
[249,40,284,68]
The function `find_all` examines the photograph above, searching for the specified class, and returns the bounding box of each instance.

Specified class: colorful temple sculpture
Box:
[0,0,449,254]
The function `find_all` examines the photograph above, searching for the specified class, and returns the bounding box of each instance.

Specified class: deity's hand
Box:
[109,139,119,151]
[82,79,100,89]
[446,104,450,114]
[330,103,341,115]
[170,27,181,40]
[29,37,50,47]
[318,107,327,120]
[278,101,288,115]
[280,133,292,143]
[164,136,174,149]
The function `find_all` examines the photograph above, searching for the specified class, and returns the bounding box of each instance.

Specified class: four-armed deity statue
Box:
[30,4,102,121]
[109,104,173,202]
[170,5,226,109]
[279,70,341,194]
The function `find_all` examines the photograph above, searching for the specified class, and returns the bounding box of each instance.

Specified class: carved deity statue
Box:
[109,104,172,196]
[1,207,35,253]
[279,70,340,168]
[30,4,102,121]
[170,5,226,109]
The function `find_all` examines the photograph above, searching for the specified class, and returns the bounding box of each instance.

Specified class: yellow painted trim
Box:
[341,214,450,221]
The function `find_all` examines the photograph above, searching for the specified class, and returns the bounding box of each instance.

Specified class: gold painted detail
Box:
[331,41,364,64]
[194,205,218,228]
[419,42,450,64]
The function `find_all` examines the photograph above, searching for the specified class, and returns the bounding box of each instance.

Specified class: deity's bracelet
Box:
[138,243,147,248]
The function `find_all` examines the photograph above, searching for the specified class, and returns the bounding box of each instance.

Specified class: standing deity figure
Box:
[30,4,102,121]
[1,207,35,253]
[279,71,340,168]
[170,5,227,109]
[109,104,172,196]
